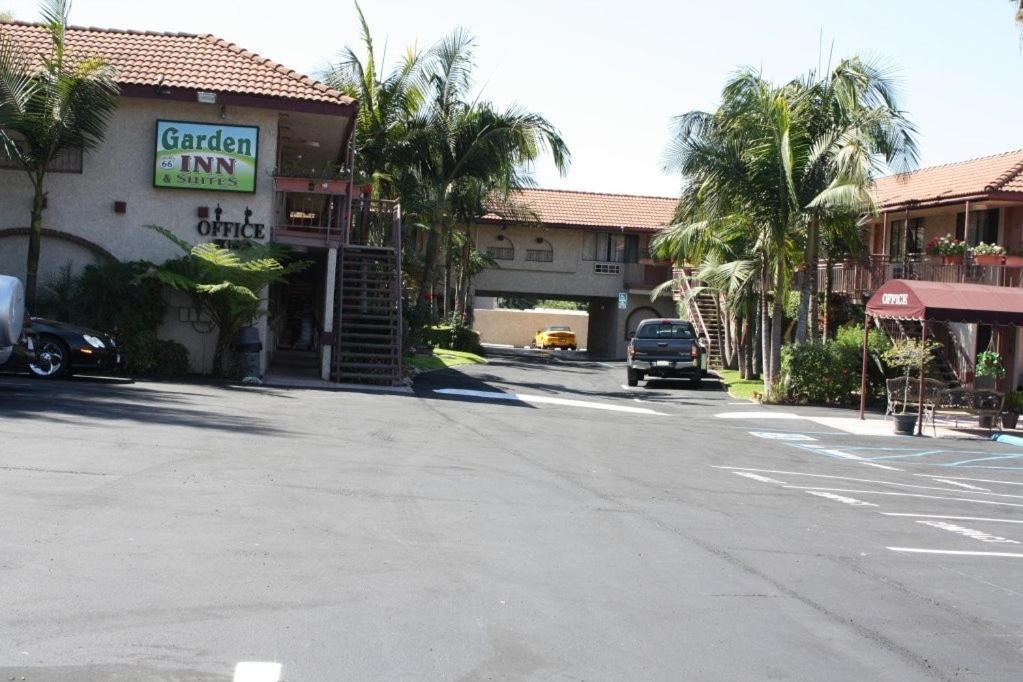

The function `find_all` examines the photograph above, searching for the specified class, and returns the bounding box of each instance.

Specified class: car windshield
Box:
[637,323,694,339]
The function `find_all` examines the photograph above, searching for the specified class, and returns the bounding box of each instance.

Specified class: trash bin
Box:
[234,325,263,385]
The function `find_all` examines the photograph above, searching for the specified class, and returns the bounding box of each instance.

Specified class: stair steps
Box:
[333,243,402,385]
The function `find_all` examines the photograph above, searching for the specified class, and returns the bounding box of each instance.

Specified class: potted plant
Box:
[1002,390,1023,430]
[1005,252,1023,268]
[972,242,1006,266]
[975,349,1006,426]
[935,234,966,265]
[882,337,941,435]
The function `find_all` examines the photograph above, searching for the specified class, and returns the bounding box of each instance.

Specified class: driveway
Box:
[1,355,1022,680]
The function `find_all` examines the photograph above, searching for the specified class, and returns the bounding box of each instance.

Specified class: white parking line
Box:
[781,486,1023,508]
[750,431,817,442]
[805,490,877,507]
[815,448,902,471]
[714,467,1023,499]
[233,662,282,682]
[433,388,668,415]
[930,478,990,492]
[882,513,1023,524]
[916,520,1019,544]
[888,547,1023,558]
[913,474,1023,487]
[732,471,787,485]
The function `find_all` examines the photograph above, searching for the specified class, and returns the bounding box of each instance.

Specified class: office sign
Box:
[154,120,259,193]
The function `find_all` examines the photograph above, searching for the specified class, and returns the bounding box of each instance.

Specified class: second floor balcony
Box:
[822,254,1023,297]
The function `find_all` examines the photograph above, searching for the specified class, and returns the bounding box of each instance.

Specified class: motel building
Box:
[827,149,1023,390]
[0,22,402,384]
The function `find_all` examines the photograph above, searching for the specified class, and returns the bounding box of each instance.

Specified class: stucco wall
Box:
[472,223,642,299]
[473,308,589,348]
[0,96,281,373]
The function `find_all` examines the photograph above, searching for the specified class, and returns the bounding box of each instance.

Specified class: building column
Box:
[321,246,338,381]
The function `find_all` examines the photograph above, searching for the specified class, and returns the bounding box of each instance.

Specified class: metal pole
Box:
[859,310,871,420]
[917,320,928,436]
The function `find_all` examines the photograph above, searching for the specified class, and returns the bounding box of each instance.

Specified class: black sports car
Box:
[9,318,122,379]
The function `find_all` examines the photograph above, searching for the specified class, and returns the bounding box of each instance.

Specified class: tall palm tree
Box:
[406,31,570,307]
[0,0,119,310]
[659,60,915,396]
[323,1,428,200]
[792,57,916,343]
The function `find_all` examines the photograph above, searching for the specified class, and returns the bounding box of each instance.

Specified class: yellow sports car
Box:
[533,325,577,350]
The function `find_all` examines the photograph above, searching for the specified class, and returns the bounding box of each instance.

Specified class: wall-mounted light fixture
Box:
[535,237,544,244]
[496,234,506,241]
[114,201,127,214]
[197,206,209,219]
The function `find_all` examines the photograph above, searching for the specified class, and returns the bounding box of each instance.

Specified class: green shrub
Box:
[781,325,890,406]
[36,261,188,377]
[426,323,483,353]
[121,334,190,378]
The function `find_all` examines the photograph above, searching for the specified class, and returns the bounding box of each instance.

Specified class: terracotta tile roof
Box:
[0,21,353,107]
[484,188,678,233]
[872,149,1023,209]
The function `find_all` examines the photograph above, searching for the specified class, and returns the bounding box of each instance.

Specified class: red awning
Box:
[866,279,1023,325]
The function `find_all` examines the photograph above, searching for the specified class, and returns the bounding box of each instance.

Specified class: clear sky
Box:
[4,1,1022,197]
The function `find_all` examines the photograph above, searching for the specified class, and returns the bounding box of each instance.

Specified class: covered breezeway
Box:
[472,289,676,359]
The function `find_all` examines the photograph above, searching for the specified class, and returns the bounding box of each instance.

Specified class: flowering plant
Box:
[972,242,1005,256]
[925,234,965,256]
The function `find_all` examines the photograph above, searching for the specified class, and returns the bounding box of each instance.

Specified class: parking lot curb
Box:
[992,433,1023,447]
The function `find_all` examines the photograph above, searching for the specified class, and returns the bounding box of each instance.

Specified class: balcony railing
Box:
[820,254,1023,296]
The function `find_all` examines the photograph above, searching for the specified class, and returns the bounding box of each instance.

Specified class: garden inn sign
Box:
[154,120,259,193]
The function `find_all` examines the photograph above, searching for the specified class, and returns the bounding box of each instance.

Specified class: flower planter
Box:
[1005,256,1023,268]
[893,414,918,435]
[1003,411,1020,430]
[941,254,964,265]
[973,254,1004,266]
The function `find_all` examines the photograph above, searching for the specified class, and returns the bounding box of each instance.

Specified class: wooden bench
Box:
[941,388,1005,430]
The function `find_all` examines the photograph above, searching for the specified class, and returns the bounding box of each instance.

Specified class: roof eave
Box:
[120,84,356,117]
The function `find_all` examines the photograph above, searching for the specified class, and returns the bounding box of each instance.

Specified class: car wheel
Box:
[29,335,70,379]
[689,375,703,389]
[627,368,640,387]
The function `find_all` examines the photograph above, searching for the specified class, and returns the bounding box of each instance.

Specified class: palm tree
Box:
[792,57,916,343]
[0,0,119,310]
[406,30,570,307]
[322,1,428,200]
[659,60,915,397]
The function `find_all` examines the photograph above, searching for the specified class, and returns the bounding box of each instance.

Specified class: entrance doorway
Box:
[268,248,328,377]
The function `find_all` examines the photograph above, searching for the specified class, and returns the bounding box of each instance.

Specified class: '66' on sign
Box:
[154,120,259,193]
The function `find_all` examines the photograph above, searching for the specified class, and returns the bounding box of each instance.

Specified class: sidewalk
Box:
[715,403,996,440]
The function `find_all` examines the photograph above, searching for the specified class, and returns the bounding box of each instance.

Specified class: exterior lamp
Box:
[113,201,126,214]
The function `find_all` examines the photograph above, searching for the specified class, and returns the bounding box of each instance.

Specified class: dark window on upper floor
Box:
[0,142,83,173]
[956,208,999,245]
[889,217,925,258]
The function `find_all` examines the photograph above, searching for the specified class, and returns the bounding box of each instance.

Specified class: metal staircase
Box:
[332,199,403,385]
[674,267,724,369]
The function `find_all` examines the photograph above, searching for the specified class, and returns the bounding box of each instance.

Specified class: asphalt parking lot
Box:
[1,352,1022,680]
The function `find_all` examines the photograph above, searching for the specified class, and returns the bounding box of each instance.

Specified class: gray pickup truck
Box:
[626,318,703,388]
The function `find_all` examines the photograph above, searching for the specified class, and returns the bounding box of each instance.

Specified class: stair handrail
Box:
[675,266,713,345]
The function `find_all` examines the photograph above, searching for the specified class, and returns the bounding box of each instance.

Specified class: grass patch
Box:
[717,369,761,401]
[408,348,487,373]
